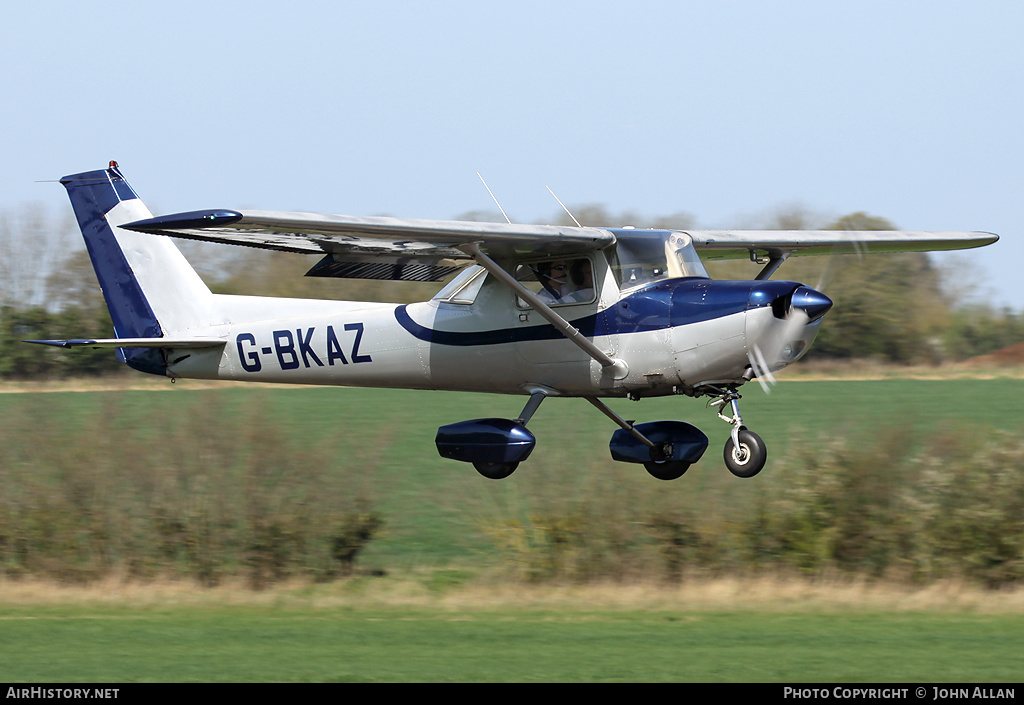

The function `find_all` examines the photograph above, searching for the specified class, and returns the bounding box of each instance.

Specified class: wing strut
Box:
[459,243,628,379]
[754,252,792,280]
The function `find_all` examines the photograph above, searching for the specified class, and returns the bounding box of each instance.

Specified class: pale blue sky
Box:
[3,1,1020,308]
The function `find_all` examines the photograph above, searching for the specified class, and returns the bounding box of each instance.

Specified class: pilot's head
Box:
[544,260,567,284]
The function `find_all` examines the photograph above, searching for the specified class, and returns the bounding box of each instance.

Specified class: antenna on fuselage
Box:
[546,186,582,227]
[476,173,513,224]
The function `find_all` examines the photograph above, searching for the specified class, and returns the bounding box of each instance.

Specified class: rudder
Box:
[61,162,212,374]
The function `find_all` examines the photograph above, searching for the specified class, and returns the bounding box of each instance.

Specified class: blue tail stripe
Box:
[61,167,165,374]
[61,168,139,224]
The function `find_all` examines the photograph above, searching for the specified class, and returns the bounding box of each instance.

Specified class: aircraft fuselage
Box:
[168,273,826,400]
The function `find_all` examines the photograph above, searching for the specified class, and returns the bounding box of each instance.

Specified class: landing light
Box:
[781,341,806,361]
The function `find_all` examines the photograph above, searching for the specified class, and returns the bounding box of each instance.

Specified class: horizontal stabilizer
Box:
[24,338,226,349]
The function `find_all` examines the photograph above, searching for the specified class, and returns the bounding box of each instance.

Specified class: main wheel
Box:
[643,460,690,481]
[723,429,767,478]
[473,461,519,479]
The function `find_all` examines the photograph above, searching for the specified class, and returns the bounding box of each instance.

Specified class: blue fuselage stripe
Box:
[395,306,597,346]
[394,278,792,346]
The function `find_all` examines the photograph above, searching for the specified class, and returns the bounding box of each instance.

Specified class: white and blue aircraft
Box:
[31,162,998,480]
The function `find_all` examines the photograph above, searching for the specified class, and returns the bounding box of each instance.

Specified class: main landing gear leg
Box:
[710,390,767,478]
[437,390,552,480]
[470,391,547,480]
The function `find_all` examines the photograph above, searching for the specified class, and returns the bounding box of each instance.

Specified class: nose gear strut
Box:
[707,387,768,478]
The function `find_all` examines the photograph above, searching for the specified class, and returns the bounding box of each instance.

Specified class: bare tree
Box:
[0,205,78,309]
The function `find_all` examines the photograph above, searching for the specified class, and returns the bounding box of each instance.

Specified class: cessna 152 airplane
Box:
[31,163,997,480]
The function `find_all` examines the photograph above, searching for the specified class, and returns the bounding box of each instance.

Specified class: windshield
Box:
[608,230,708,289]
[667,232,709,279]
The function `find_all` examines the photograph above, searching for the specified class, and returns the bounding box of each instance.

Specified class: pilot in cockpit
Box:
[536,258,594,304]
[536,260,567,302]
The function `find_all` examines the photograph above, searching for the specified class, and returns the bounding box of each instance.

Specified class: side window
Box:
[432,266,488,305]
[514,257,596,308]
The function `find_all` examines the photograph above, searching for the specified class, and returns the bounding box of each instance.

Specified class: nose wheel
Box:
[723,428,767,478]
[709,389,768,478]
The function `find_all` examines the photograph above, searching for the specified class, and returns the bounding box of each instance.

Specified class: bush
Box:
[0,393,383,587]
[474,427,1024,587]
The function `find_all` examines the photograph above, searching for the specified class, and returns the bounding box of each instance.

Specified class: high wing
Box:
[122,208,997,281]
[687,230,999,260]
[122,209,615,282]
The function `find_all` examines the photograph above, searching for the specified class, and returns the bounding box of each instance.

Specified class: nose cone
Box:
[791,286,833,322]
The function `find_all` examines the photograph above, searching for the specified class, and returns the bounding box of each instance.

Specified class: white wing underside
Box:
[122,209,998,275]
[689,230,998,259]
[124,210,614,258]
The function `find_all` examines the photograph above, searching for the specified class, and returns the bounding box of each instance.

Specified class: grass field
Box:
[4,609,1023,682]
[1,377,1022,682]
[1,577,1023,682]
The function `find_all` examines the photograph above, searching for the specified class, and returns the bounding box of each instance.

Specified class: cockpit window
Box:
[513,257,597,308]
[608,230,708,290]
[432,265,488,304]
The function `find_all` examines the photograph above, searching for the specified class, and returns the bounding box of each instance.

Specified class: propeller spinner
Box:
[747,284,833,393]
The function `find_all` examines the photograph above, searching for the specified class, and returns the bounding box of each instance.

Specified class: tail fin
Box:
[61,163,212,374]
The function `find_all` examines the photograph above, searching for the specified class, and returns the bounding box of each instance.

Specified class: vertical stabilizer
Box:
[61,163,212,374]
